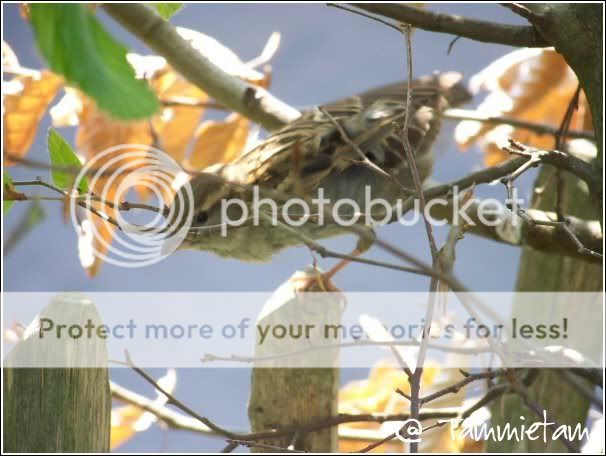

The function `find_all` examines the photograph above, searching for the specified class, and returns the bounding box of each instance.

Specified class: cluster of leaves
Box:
[337,360,483,453]
[454,48,593,165]
[3,4,279,276]
[111,369,177,449]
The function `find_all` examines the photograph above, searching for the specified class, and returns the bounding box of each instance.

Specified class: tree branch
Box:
[443,108,594,141]
[102,3,301,131]
[429,200,602,263]
[351,3,549,48]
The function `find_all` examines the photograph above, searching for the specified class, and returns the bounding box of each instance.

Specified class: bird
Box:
[170,72,471,263]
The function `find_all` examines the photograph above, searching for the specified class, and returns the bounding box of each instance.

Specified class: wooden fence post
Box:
[248,271,344,452]
[3,293,111,452]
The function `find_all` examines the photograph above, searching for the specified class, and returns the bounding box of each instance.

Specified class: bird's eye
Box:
[196,211,209,224]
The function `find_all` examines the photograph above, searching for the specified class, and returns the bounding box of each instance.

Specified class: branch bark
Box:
[353,3,549,47]
[429,201,602,263]
[102,3,301,131]
[487,6,603,451]
[515,3,603,158]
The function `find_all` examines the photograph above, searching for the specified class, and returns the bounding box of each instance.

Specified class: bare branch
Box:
[420,369,509,404]
[443,108,594,141]
[110,381,216,435]
[393,25,438,259]
[102,3,300,131]
[227,440,305,453]
[352,3,548,48]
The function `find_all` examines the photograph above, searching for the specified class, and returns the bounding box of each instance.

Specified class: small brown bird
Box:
[172,72,471,261]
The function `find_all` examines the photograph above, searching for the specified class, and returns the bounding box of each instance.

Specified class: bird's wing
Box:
[221,73,470,194]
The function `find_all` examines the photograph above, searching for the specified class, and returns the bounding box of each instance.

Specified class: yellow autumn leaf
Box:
[110,404,145,449]
[48,28,276,276]
[337,359,483,453]
[456,48,592,165]
[111,369,177,449]
[3,70,63,164]
[149,64,208,164]
[2,41,20,69]
[337,359,441,452]
[186,113,251,169]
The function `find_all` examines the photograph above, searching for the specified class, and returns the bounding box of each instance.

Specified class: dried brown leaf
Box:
[456,48,592,165]
[3,70,63,164]
[186,114,250,170]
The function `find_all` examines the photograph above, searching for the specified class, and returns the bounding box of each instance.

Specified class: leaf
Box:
[176,27,267,83]
[3,172,15,214]
[47,128,88,194]
[3,199,46,255]
[2,41,20,69]
[29,3,158,120]
[5,202,45,254]
[151,3,183,20]
[51,29,274,275]
[187,114,251,169]
[148,63,208,164]
[110,369,177,449]
[337,358,484,452]
[245,32,281,69]
[455,48,591,166]
[26,198,46,228]
[3,70,64,164]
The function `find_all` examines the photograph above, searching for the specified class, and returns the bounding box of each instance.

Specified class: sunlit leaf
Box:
[456,48,591,165]
[110,370,177,449]
[53,28,275,275]
[3,70,64,164]
[2,41,20,69]
[151,3,183,20]
[3,171,16,214]
[147,63,208,164]
[187,114,250,169]
[337,358,482,452]
[3,199,46,255]
[176,27,267,83]
[47,128,88,193]
[29,3,158,120]
[245,32,281,69]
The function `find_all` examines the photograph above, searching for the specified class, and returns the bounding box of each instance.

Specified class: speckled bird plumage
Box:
[172,72,471,260]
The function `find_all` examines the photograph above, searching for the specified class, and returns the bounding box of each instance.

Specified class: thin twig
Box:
[499,140,603,260]
[352,3,548,47]
[394,24,438,259]
[326,3,401,32]
[319,106,413,197]
[160,97,228,110]
[508,371,580,453]
[102,3,300,131]
[122,350,242,439]
[420,369,509,404]
[201,340,491,365]
[443,108,594,141]
[227,439,306,453]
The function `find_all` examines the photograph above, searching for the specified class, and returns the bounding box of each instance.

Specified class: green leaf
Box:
[27,199,46,229]
[3,171,15,215]
[47,128,89,194]
[152,3,183,20]
[4,200,46,255]
[29,3,158,120]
